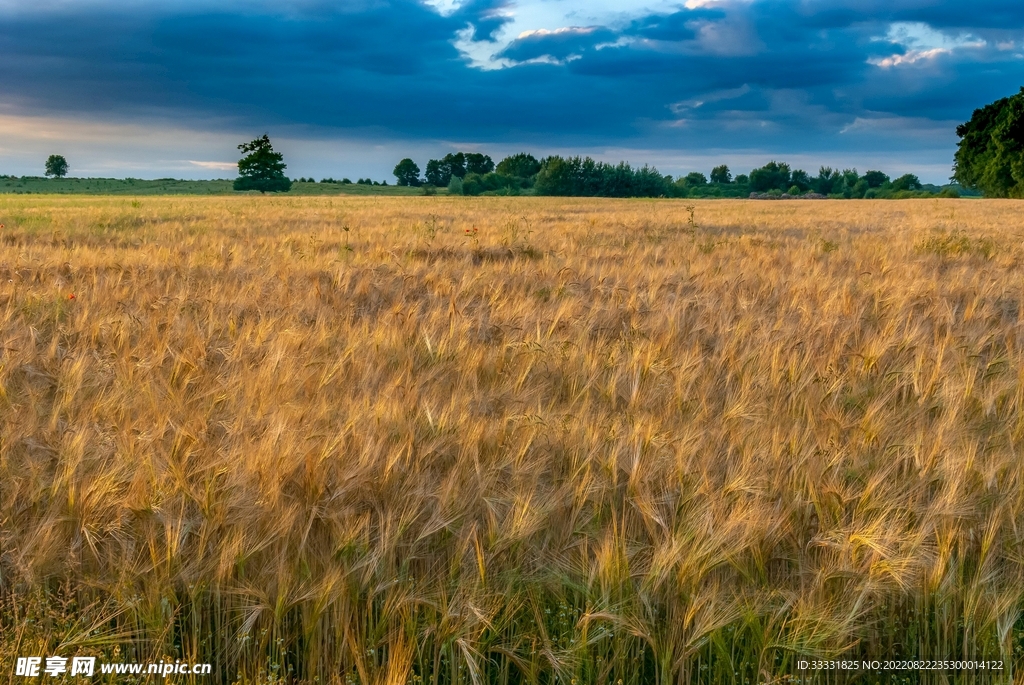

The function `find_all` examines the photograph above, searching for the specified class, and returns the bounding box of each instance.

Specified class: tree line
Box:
[32,81,1023,199]
[391,153,960,198]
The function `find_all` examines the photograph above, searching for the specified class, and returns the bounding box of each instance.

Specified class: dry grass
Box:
[1,195,1023,684]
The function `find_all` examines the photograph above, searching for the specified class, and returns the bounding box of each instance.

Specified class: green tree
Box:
[496,153,541,179]
[749,161,791,192]
[790,169,811,191]
[684,172,708,186]
[425,159,447,187]
[44,154,68,178]
[234,134,291,193]
[953,87,1024,197]
[393,158,421,186]
[812,167,841,195]
[462,173,485,196]
[891,173,922,192]
[862,170,890,188]
[534,156,671,197]
[425,153,469,187]
[444,153,467,179]
[465,153,494,175]
[710,165,731,184]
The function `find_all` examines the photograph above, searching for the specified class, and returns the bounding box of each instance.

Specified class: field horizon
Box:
[1,195,1022,684]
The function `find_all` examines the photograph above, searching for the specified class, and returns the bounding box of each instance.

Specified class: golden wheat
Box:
[0,195,1022,684]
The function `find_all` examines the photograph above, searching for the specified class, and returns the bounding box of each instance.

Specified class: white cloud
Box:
[839,115,954,138]
[670,85,751,113]
[451,25,514,70]
[445,0,686,69]
[870,47,952,68]
[189,160,237,170]
[420,0,463,16]
[870,21,985,68]
[516,26,599,40]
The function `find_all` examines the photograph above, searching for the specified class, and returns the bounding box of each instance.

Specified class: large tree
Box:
[393,158,421,186]
[862,170,890,188]
[45,154,68,178]
[749,161,791,192]
[234,134,292,193]
[953,87,1024,197]
[465,153,494,176]
[425,152,472,187]
[496,153,541,179]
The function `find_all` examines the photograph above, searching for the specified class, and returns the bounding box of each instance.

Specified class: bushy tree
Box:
[734,174,749,185]
[496,153,541,179]
[445,153,467,179]
[710,165,732,184]
[953,87,1024,197]
[465,153,494,176]
[862,170,890,188]
[790,169,811,191]
[462,173,484,196]
[234,134,291,193]
[425,160,446,187]
[393,158,421,186]
[425,152,470,187]
[461,172,521,196]
[891,173,922,192]
[836,169,860,197]
[44,154,68,178]
[749,161,791,192]
[812,167,841,195]
[684,172,708,186]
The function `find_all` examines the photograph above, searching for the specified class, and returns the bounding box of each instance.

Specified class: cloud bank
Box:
[1,0,1022,181]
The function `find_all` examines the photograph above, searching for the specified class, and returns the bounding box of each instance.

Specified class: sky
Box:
[1,0,1023,183]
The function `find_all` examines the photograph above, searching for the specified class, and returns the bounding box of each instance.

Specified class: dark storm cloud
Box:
[796,0,1024,30]
[1,0,1023,158]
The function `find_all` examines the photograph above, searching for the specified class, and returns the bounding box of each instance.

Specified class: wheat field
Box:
[1,195,1022,684]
